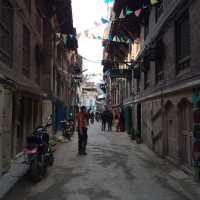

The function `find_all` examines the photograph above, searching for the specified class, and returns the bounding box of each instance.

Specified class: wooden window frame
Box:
[155,2,163,23]
[155,59,164,84]
[22,25,30,77]
[0,0,13,66]
[175,10,190,74]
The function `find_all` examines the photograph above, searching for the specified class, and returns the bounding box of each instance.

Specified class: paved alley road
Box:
[4,123,200,200]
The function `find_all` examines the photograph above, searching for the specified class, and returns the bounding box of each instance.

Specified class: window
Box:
[155,2,163,22]
[22,26,30,77]
[23,0,31,13]
[144,60,150,89]
[176,10,190,73]
[144,11,149,39]
[36,10,42,34]
[0,0,13,66]
[155,59,164,83]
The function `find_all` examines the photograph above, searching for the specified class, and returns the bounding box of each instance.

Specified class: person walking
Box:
[108,110,113,131]
[101,110,106,131]
[77,106,88,155]
[115,110,120,132]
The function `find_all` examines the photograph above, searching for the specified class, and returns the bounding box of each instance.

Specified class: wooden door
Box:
[179,100,193,168]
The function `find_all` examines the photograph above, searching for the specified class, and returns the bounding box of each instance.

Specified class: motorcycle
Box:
[24,123,54,182]
[60,120,74,140]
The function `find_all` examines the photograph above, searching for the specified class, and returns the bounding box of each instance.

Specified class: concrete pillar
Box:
[0,85,4,174]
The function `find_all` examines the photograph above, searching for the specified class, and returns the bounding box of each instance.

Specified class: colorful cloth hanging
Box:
[101,17,109,24]
[135,9,142,17]
[150,0,159,5]
[104,0,114,4]
[125,8,134,16]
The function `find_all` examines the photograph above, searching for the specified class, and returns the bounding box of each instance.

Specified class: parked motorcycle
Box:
[60,120,74,140]
[24,123,54,182]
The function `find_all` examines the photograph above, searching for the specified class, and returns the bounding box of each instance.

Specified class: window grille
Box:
[0,0,13,66]
[176,10,190,73]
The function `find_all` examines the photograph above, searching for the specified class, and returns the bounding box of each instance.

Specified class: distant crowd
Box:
[100,108,124,132]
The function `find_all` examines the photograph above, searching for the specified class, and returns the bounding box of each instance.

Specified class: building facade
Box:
[0,0,79,174]
[103,0,200,172]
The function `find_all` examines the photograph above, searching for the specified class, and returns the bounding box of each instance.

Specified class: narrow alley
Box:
[4,123,200,200]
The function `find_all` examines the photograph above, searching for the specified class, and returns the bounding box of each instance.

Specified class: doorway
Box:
[178,99,193,168]
[165,102,176,159]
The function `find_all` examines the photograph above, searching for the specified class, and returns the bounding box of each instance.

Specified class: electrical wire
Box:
[81,56,102,63]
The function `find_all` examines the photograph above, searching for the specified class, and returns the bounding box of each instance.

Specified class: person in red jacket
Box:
[77,106,88,155]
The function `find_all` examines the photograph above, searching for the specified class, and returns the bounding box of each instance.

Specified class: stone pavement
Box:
[0,135,60,199]
[3,122,200,200]
[0,155,28,199]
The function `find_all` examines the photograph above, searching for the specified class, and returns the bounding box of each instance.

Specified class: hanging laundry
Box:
[97,36,102,40]
[119,10,126,19]
[104,0,114,4]
[135,9,142,17]
[120,37,126,43]
[63,36,68,45]
[150,0,159,5]
[125,8,134,16]
[101,17,109,24]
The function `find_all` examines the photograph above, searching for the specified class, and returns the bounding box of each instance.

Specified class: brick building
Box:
[0,0,80,174]
[103,0,200,172]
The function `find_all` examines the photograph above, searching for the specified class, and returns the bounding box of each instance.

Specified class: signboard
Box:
[109,69,132,78]
[72,75,82,79]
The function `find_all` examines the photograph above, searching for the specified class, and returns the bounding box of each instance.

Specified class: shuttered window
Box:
[144,60,150,89]
[155,38,164,83]
[0,0,13,66]
[22,26,30,77]
[155,59,164,83]
[23,0,31,13]
[176,10,190,73]
[144,11,149,39]
[155,2,163,22]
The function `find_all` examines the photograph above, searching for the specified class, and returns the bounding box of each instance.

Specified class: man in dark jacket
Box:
[108,110,113,131]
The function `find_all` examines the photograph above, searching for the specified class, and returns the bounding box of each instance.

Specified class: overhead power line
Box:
[81,56,102,63]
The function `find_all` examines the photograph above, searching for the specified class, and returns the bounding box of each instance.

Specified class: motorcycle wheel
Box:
[30,159,46,182]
